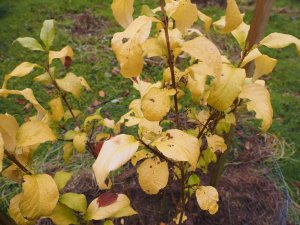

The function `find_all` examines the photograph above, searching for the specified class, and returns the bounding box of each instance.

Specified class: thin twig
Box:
[4,149,32,175]
[45,65,79,126]
[160,0,179,126]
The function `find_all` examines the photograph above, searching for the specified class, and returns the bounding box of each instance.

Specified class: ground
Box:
[0,0,299,223]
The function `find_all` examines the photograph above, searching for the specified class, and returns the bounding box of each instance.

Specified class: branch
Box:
[4,149,32,175]
[160,0,179,127]
[45,65,79,126]
[138,137,179,168]
[197,111,219,139]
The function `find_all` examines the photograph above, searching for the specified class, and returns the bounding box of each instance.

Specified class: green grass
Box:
[0,0,299,216]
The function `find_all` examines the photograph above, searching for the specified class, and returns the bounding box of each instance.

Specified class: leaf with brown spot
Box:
[97,192,118,208]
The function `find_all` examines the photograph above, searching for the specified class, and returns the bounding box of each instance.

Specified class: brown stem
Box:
[138,138,179,168]
[4,149,32,175]
[45,65,79,125]
[197,111,219,139]
[160,0,179,126]
[178,163,185,225]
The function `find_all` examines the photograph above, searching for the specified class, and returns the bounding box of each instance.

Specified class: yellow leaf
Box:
[260,32,300,56]
[152,129,200,170]
[103,118,116,129]
[253,55,277,81]
[2,62,38,89]
[73,132,87,153]
[60,193,87,213]
[137,157,169,194]
[142,38,165,58]
[187,62,213,100]
[112,16,152,78]
[49,45,74,65]
[138,118,162,144]
[133,78,162,97]
[64,109,81,121]
[63,142,73,163]
[141,87,174,121]
[198,10,212,33]
[54,170,72,191]
[56,73,82,99]
[240,48,262,67]
[15,37,44,51]
[8,193,35,225]
[239,83,273,132]
[213,0,242,33]
[34,67,54,85]
[196,186,219,215]
[131,149,153,166]
[92,134,139,189]
[86,194,137,220]
[158,28,184,52]
[48,202,78,225]
[206,135,227,153]
[111,0,134,28]
[78,76,91,91]
[0,114,19,152]
[231,22,250,50]
[0,88,47,119]
[182,36,222,78]
[207,65,246,111]
[0,134,4,172]
[2,164,24,182]
[16,120,56,148]
[48,97,64,122]
[19,174,59,220]
[172,0,198,34]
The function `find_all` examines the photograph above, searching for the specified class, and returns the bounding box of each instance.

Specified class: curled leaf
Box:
[260,32,300,56]
[92,134,139,189]
[111,0,134,28]
[86,194,137,220]
[49,45,74,65]
[0,114,19,152]
[111,16,152,78]
[182,36,222,78]
[213,0,242,33]
[239,83,273,132]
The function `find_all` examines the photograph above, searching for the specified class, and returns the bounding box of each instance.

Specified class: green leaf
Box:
[60,193,87,213]
[40,19,55,49]
[15,37,44,51]
[48,203,78,225]
[54,171,72,191]
[188,173,200,186]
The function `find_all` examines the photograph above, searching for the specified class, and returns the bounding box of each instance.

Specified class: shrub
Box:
[0,0,299,224]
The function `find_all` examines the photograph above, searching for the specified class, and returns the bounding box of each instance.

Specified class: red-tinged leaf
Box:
[92,141,104,158]
[64,56,72,68]
[97,192,118,208]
